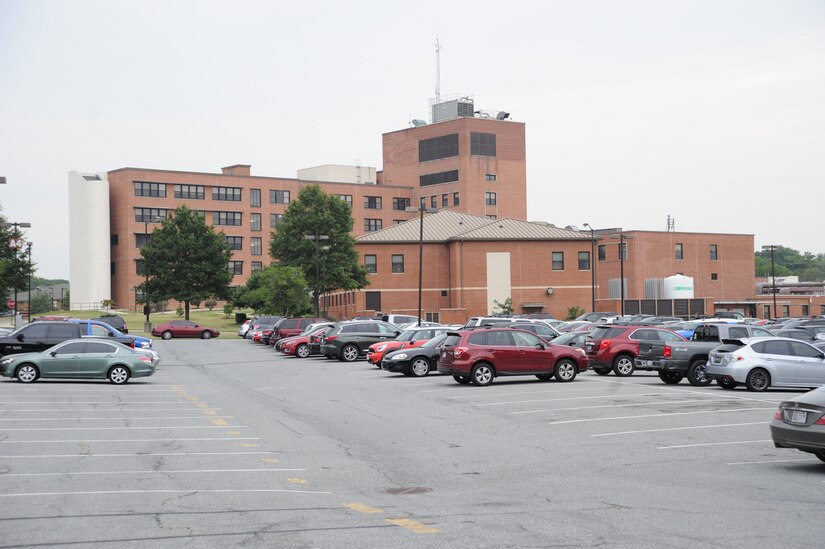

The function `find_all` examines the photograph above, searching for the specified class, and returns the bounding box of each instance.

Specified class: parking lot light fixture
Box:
[609,232,634,317]
[141,216,161,332]
[406,206,437,326]
[762,244,779,319]
[304,232,330,317]
[583,223,596,312]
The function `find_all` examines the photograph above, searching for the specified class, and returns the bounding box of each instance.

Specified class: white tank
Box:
[663,274,694,299]
[69,171,111,308]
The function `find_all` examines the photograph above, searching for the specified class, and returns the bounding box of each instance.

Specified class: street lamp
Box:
[609,232,634,317]
[1,221,31,327]
[406,205,437,326]
[140,216,162,331]
[304,231,330,318]
[26,242,32,323]
[583,223,596,312]
[762,244,778,319]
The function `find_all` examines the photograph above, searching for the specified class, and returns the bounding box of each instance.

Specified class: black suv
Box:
[319,321,401,362]
[90,314,128,334]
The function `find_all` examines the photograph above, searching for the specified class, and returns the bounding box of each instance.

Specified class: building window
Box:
[364,254,377,273]
[710,244,718,261]
[620,242,628,261]
[270,214,283,227]
[270,190,290,204]
[487,215,497,220]
[364,196,382,209]
[420,170,459,187]
[250,213,261,232]
[578,251,590,271]
[675,243,683,260]
[134,182,166,197]
[711,273,718,281]
[213,211,242,226]
[598,244,606,261]
[174,184,205,199]
[484,173,497,181]
[453,192,460,206]
[251,237,262,256]
[111,234,119,246]
[135,233,150,248]
[225,236,242,250]
[393,219,404,225]
[782,305,790,317]
[442,194,449,207]
[430,195,437,208]
[426,312,441,323]
[419,134,459,162]
[763,305,771,318]
[135,259,145,276]
[365,219,382,232]
[228,261,243,275]
[393,197,410,211]
[552,252,564,271]
[485,192,497,206]
[250,189,261,207]
[391,254,404,273]
[135,208,168,223]
[251,261,263,272]
[419,197,426,208]
[471,132,497,156]
[213,186,241,201]
[337,194,352,207]
[802,305,809,317]
[821,305,825,316]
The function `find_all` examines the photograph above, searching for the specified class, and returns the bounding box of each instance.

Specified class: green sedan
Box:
[0,339,156,384]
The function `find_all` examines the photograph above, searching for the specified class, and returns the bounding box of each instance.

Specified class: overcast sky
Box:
[1,0,823,279]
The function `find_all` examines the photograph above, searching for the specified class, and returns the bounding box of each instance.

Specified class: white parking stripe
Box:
[2,425,246,431]
[448,387,658,400]
[0,488,332,497]
[0,416,232,421]
[546,407,775,425]
[1,468,305,477]
[478,393,696,407]
[580,376,793,404]
[657,439,771,449]
[0,408,222,412]
[0,401,209,404]
[591,422,767,437]
[0,437,259,444]
[727,458,814,466]
[0,451,274,458]
[509,398,744,415]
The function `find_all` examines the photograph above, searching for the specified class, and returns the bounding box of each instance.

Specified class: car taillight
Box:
[774,409,782,420]
[663,346,672,358]
[599,339,612,350]
[326,335,338,341]
[454,346,469,359]
[129,341,135,348]
[731,355,744,361]
[816,416,825,425]
[139,356,151,363]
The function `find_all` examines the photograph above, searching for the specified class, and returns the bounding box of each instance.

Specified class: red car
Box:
[438,327,588,386]
[366,326,452,366]
[279,326,332,358]
[152,320,220,340]
[584,325,685,376]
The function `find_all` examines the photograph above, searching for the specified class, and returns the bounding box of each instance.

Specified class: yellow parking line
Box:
[210,419,227,426]
[226,431,242,436]
[240,443,257,448]
[194,403,209,409]
[343,502,383,514]
[261,457,279,463]
[203,410,217,416]
[386,518,439,534]
[187,397,200,401]
[288,478,308,484]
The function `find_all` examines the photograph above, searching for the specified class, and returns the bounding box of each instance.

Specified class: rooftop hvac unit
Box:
[432,97,475,123]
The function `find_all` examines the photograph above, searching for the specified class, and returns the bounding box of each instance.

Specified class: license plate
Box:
[643,360,653,366]
[790,410,807,424]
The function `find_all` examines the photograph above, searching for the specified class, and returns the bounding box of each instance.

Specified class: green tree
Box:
[567,306,585,321]
[29,292,54,315]
[0,213,36,308]
[139,205,233,320]
[492,297,513,315]
[234,265,312,316]
[269,185,368,313]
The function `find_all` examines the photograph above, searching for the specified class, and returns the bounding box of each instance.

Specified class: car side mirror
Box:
[49,351,57,357]
[409,339,416,345]
[16,334,24,342]
[536,342,545,350]
[569,342,576,347]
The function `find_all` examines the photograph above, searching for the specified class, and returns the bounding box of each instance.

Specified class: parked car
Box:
[557,321,594,333]
[366,326,451,366]
[0,339,155,384]
[269,317,328,348]
[279,325,335,358]
[770,386,825,462]
[381,333,450,377]
[706,337,825,391]
[249,323,278,344]
[552,330,590,354]
[238,319,252,338]
[586,325,686,377]
[381,314,421,328]
[0,321,135,357]
[319,321,401,362]
[575,312,620,323]
[152,320,220,340]
[89,314,129,334]
[72,319,153,349]
[462,316,517,328]
[772,329,818,342]
[438,327,588,386]
[509,321,560,341]
[245,316,283,340]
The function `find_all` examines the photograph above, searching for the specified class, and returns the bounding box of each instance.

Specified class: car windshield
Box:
[396,330,419,341]
[422,333,448,348]
[553,332,582,345]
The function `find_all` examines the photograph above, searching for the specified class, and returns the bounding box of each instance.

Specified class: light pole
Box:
[762,244,778,319]
[304,231,329,318]
[609,232,634,317]
[583,223,596,312]
[406,205,437,326]
[26,242,32,322]
[141,216,160,332]
[1,221,31,327]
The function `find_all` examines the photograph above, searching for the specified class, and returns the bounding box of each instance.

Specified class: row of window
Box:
[418,132,497,162]
[417,192,460,211]
[132,259,263,277]
[595,243,719,261]
[135,182,291,206]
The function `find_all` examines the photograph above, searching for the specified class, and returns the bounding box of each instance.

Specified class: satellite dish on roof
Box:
[411,119,427,127]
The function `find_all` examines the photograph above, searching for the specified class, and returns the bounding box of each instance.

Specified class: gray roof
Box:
[357,210,588,243]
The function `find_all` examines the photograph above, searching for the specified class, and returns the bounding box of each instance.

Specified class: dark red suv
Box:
[438,327,588,386]
[585,325,685,377]
[270,317,328,348]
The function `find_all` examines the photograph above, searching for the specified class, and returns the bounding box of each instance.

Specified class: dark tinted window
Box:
[790,341,822,358]
[85,342,116,354]
[49,324,78,339]
[728,327,749,338]
[511,331,541,347]
[55,342,85,354]
[693,325,719,341]
[470,132,496,156]
[340,324,360,334]
[590,327,628,340]
[420,170,459,187]
[281,319,299,329]
[630,329,657,340]
[18,324,49,339]
[761,340,792,356]
[419,134,458,162]
[172,320,196,327]
[753,328,772,337]
[443,334,461,347]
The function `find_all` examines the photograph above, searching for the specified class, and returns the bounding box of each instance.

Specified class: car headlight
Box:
[1,356,15,365]
[390,353,408,360]
[376,344,387,352]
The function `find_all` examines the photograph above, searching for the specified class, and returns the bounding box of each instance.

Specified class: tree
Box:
[567,306,585,321]
[0,211,36,307]
[269,185,368,313]
[492,297,513,315]
[234,265,312,316]
[139,206,233,320]
[29,292,54,315]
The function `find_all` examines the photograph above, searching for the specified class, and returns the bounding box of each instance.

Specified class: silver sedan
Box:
[706,337,825,391]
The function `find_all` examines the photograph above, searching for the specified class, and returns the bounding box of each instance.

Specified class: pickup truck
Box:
[0,321,135,357]
[636,322,774,386]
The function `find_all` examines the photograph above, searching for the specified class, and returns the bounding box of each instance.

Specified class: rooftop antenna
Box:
[666,215,675,232]
[435,37,441,103]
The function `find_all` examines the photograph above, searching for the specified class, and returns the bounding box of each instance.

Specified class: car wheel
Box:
[296,344,310,358]
[536,374,552,381]
[340,344,359,362]
[745,368,770,392]
[453,375,472,384]
[594,368,611,376]
[16,364,39,383]
[470,363,494,386]
[612,354,635,377]
[162,331,173,340]
[718,377,737,390]
[201,330,213,340]
[687,359,712,387]
[815,451,825,463]
[108,365,130,385]
[410,357,431,377]
[554,359,577,382]
[658,371,683,384]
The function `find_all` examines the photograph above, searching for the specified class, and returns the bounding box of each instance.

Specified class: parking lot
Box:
[1,340,824,548]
